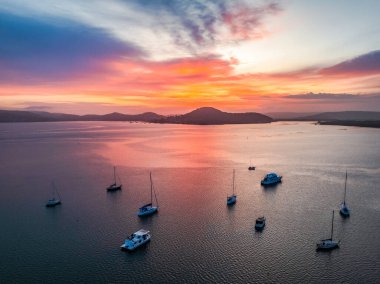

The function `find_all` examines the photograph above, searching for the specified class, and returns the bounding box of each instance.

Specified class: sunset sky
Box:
[1,0,380,114]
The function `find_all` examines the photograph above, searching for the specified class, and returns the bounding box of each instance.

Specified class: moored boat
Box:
[120,229,151,251]
[339,171,350,217]
[316,210,340,251]
[255,216,266,230]
[261,173,282,186]
[107,166,122,191]
[248,159,255,171]
[227,169,237,206]
[46,182,61,207]
[138,172,159,216]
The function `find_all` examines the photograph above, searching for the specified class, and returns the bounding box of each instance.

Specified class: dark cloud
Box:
[285,92,380,105]
[285,92,358,100]
[0,12,145,83]
[320,50,380,76]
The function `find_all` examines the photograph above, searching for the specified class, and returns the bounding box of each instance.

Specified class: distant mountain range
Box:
[267,111,380,121]
[295,111,380,121]
[0,108,272,124]
[1,108,380,126]
[0,110,164,123]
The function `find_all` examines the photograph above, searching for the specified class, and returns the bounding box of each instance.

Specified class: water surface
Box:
[0,121,379,283]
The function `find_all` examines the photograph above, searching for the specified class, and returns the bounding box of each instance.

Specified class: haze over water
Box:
[0,121,379,283]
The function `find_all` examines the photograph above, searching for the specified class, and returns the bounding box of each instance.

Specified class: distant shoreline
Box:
[317,120,380,128]
[1,108,380,128]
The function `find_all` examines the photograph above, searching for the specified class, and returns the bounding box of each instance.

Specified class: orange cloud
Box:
[1,51,380,114]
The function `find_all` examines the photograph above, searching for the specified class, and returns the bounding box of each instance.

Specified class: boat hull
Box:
[255,224,265,230]
[107,184,122,191]
[227,195,237,205]
[46,200,61,207]
[261,174,282,186]
[121,238,151,251]
[316,240,339,251]
[261,178,281,186]
[339,204,350,217]
[138,206,158,217]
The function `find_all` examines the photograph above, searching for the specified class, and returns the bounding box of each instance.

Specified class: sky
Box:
[1,0,380,114]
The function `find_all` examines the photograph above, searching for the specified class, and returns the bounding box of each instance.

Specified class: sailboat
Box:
[107,166,122,192]
[248,158,255,171]
[316,210,340,250]
[138,172,159,216]
[46,182,62,207]
[339,171,350,217]
[227,169,237,205]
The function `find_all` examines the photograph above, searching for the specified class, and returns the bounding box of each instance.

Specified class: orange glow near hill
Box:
[2,53,380,114]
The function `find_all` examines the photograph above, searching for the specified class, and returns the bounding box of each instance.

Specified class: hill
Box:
[157,107,273,125]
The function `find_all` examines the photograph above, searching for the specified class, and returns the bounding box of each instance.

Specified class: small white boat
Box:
[138,172,159,217]
[107,166,122,191]
[316,210,340,251]
[261,173,282,186]
[227,169,237,206]
[339,171,350,217]
[120,229,151,251]
[255,216,266,230]
[46,182,61,207]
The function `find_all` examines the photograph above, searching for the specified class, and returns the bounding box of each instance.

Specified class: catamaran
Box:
[46,182,61,207]
[138,172,159,216]
[107,166,122,192]
[227,169,237,206]
[316,210,340,250]
[339,171,350,217]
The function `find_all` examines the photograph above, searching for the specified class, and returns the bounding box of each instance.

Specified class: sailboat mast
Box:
[150,172,153,203]
[52,181,60,200]
[113,166,116,184]
[344,170,347,204]
[331,210,334,240]
[232,169,235,195]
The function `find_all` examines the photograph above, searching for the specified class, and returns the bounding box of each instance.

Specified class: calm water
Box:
[0,121,379,283]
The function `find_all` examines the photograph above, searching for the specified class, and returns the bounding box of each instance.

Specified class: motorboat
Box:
[227,169,237,206]
[120,229,151,251]
[261,173,282,186]
[107,166,122,191]
[138,172,159,216]
[339,171,350,217]
[255,216,266,230]
[316,210,340,251]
